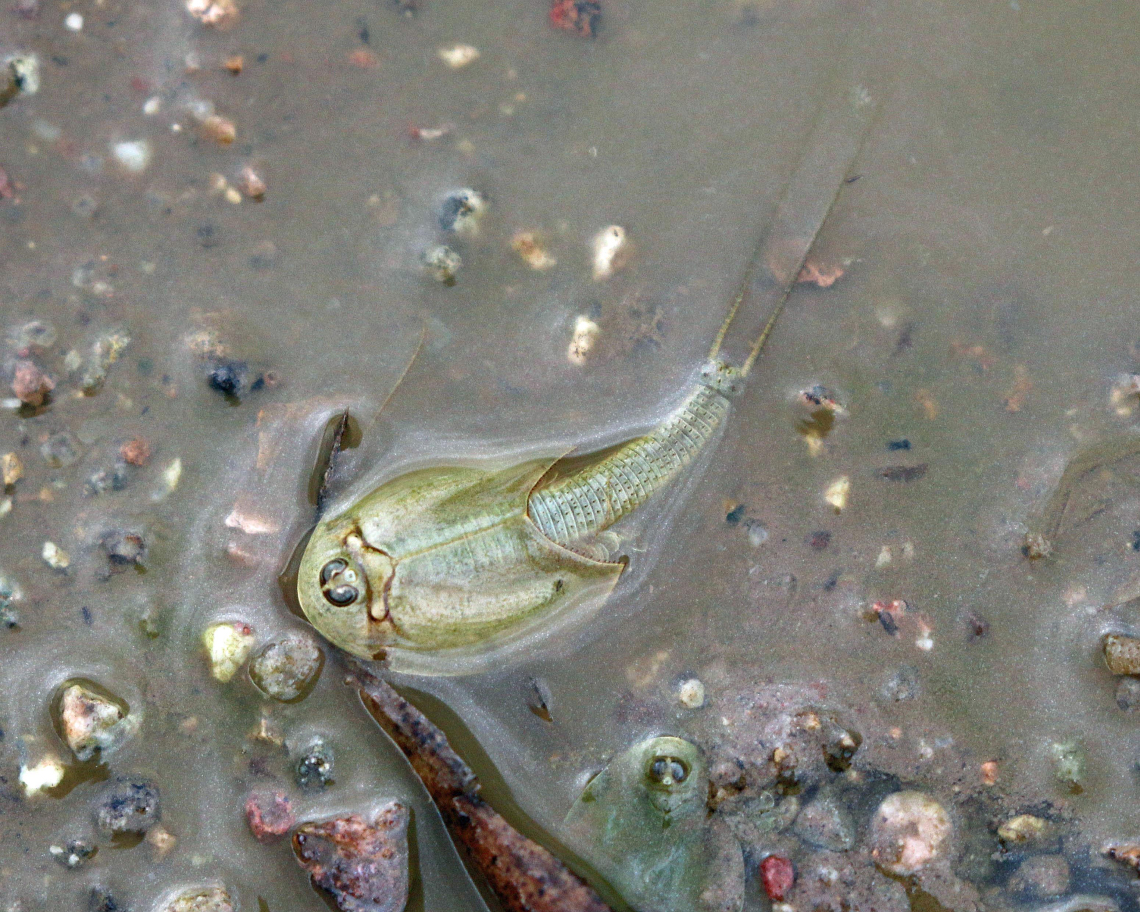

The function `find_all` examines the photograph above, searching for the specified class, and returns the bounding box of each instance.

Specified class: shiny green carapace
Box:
[296,375,733,670]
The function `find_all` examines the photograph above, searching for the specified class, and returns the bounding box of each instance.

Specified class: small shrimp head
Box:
[297,519,396,658]
[636,736,705,820]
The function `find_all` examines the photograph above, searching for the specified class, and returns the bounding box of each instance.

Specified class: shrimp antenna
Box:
[708,52,883,378]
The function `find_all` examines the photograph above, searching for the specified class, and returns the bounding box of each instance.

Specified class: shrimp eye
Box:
[320,558,347,585]
[647,756,689,788]
[324,584,358,607]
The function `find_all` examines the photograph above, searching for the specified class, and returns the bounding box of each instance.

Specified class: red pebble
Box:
[245,790,295,843]
[760,855,794,901]
[549,0,601,37]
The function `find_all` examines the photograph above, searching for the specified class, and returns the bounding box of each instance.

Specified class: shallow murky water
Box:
[6,0,1140,910]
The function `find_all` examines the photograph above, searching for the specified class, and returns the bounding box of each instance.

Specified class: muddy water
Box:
[4,0,1140,909]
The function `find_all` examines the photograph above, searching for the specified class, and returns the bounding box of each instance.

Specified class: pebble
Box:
[41,541,70,571]
[56,680,134,760]
[11,359,53,405]
[92,775,161,835]
[438,188,486,235]
[422,244,462,285]
[292,804,411,912]
[202,621,255,683]
[205,358,250,397]
[1103,634,1140,675]
[245,790,295,843]
[567,315,600,365]
[249,633,324,702]
[20,756,64,795]
[1008,854,1070,900]
[80,329,130,393]
[157,886,235,912]
[63,12,83,30]
[759,855,795,902]
[9,319,56,352]
[41,431,81,467]
[88,886,122,912]
[295,738,335,791]
[794,793,855,851]
[824,475,850,512]
[100,530,147,571]
[2,452,23,486]
[2,53,40,105]
[110,140,152,174]
[591,225,630,280]
[678,677,705,709]
[49,838,96,868]
[437,44,480,69]
[997,814,1052,847]
[119,437,151,466]
[868,791,952,875]
[1116,677,1140,711]
[550,0,601,36]
[879,665,921,703]
[511,232,557,270]
[185,0,238,27]
[1050,740,1086,793]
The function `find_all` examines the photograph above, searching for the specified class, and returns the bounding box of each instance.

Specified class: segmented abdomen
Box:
[528,382,731,549]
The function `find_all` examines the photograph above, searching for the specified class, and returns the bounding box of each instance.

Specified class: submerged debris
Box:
[293,804,411,912]
[347,661,613,912]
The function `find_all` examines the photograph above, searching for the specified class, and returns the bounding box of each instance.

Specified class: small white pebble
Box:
[6,53,40,96]
[202,621,255,683]
[592,225,630,280]
[678,678,705,709]
[875,546,892,568]
[152,457,182,502]
[567,315,600,366]
[42,540,70,570]
[19,756,65,796]
[111,140,152,174]
[438,44,480,69]
[143,96,161,116]
[824,475,850,513]
[746,521,768,547]
[224,186,242,204]
[0,496,11,518]
[64,12,84,31]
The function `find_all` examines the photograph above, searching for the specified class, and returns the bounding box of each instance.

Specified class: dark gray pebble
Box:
[92,776,160,834]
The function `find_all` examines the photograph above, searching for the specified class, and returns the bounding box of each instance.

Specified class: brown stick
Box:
[345,660,614,912]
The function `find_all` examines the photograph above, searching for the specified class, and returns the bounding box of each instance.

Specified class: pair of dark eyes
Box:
[647,756,690,788]
[320,558,359,607]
